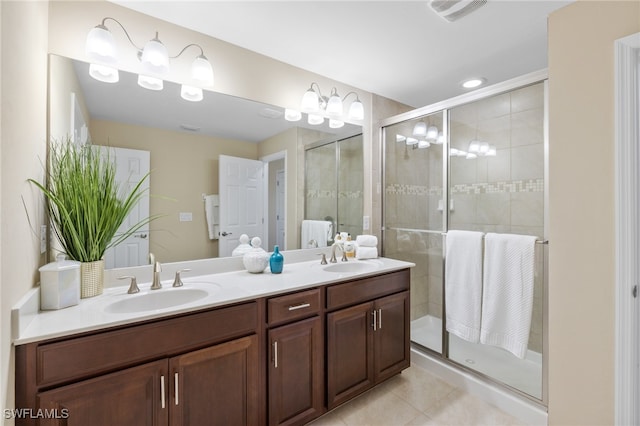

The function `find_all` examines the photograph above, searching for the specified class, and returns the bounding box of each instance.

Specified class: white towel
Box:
[480,233,537,359]
[301,220,332,248]
[445,230,484,343]
[356,235,378,247]
[204,194,219,240]
[355,246,378,259]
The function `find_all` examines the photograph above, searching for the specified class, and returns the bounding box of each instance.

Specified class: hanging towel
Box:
[480,233,537,359]
[301,220,332,248]
[355,234,378,247]
[444,230,484,343]
[204,194,219,240]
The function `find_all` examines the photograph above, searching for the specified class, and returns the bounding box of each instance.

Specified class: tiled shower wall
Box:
[449,82,545,352]
[384,82,545,354]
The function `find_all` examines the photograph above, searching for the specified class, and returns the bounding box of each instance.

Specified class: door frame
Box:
[614,31,640,426]
[261,150,287,250]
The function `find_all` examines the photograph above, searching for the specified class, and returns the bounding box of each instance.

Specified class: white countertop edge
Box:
[13,254,415,346]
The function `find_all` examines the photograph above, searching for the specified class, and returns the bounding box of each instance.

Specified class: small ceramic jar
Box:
[242,237,269,273]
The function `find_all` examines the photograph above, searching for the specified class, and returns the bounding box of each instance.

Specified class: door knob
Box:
[220,231,233,237]
[134,233,148,239]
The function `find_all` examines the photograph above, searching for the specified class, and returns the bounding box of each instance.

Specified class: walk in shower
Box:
[304,133,364,245]
[381,75,547,403]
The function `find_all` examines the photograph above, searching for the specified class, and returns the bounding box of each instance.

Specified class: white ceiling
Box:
[110,0,572,108]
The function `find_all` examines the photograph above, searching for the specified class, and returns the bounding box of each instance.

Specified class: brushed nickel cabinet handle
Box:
[161,375,166,409]
[372,310,377,331]
[274,341,279,368]
[288,303,311,311]
[378,308,382,329]
[174,372,179,405]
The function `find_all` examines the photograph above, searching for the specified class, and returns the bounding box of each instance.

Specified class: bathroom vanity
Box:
[13,255,412,426]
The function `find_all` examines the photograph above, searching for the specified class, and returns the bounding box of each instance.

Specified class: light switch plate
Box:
[363,215,370,231]
[179,212,193,222]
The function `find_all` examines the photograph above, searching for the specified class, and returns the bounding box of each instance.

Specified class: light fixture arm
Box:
[342,91,361,103]
[171,43,206,60]
[99,17,145,52]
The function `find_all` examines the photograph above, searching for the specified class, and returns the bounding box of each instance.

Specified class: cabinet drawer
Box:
[326,269,410,311]
[36,302,258,388]
[268,288,321,326]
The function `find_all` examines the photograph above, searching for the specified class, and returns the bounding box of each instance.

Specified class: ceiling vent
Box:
[428,0,487,22]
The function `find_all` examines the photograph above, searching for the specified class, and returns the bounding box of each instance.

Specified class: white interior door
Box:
[276,169,285,248]
[219,155,265,256]
[102,147,151,268]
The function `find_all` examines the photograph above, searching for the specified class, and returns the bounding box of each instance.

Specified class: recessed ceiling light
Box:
[461,78,486,89]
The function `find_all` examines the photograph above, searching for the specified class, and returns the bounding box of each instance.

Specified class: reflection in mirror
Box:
[304,133,364,248]
[48,54,363,266]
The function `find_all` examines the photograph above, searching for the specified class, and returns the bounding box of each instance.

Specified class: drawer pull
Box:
[288,303,311,311]
[372,310,377,331]
[160,375,166,409]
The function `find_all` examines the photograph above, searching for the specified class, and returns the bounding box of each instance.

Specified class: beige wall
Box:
[548,1,640,424]
[90,119,258,262]
[0,1,49,423]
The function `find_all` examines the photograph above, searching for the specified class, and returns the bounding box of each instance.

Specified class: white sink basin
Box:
[104,287,211,314]
[323,261,380,274]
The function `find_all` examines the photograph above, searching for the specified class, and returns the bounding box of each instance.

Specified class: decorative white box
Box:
[39,255,81,310]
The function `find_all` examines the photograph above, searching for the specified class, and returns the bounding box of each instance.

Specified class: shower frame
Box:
[378,70,549,407]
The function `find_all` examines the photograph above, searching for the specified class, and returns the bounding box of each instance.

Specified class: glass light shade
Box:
[191,55,214,86]
[396,134,407,143]
[85,25,117,64]
[307,114,324,125]
[89,63,119,83]
[486,145,497,156]
[436,132,445,144]
[418,140,431,149]
[138,74,163,91]
[181,85,203,102]
[466,152,478,159]
[348,100,364,121]
[406,137,419,146]
[284,109,302,122]
[329,119,344,129]
[468,140,481,153]
[413,122,427,137]
[301,89,320,113]
[479,142,490,154]
[326,93,343,116]
[140,36,170,76]
[450,148,459,156]
[426,126,439,140]
[456,150,468,157]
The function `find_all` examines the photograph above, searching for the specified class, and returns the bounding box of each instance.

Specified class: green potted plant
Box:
[30,138,154,298]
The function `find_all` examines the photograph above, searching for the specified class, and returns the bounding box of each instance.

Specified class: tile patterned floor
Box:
[308,363,524,426]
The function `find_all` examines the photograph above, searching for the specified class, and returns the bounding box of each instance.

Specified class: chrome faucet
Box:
[330,242,348,263]
[151,261,162,289]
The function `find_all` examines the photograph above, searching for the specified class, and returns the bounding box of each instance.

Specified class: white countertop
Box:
[12,253,414,345]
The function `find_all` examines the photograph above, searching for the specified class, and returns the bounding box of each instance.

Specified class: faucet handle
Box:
[341,251,348,262]
[318,253,328,265]
[118,276,140,294]
[173,269,191,287]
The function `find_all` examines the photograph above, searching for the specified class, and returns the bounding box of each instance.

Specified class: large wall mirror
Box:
[48,54,363,267]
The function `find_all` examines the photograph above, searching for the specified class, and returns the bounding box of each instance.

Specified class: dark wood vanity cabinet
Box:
[266,288,324,426]
[16,268,410,426]
[16,302,261,426]
[326,270,410,410]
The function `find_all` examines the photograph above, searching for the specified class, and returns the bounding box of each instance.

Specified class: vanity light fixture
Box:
[85,17,214,102]
[413,122,427,137]
[466,140,496,158]
[300,82,364,123]
[284,108,302,122]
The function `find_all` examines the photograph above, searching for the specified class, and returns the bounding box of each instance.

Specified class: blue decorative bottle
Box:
[270,245,284,274]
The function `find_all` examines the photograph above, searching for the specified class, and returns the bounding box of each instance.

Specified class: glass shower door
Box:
[382,111,444,354]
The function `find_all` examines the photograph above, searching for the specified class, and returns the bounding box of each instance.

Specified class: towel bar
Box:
[439,232,548,245]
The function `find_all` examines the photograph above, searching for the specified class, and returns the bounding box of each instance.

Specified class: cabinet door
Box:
[37,359,168,426]
[169,335,259,426]
[374,291,410,382]
[268,316,323,426]
[326,301,374,409]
